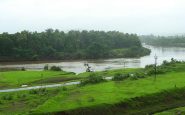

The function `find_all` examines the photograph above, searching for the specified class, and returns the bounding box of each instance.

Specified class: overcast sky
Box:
[0,0,185,35]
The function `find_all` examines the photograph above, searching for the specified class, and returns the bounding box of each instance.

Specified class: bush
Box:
[112,73,129,81]
[135,72,145,78]
[44,64,49,70]
[2,95,13,100]
[21,67,26,71]
[80,73,105,86]
[29,88,48,95]
[129,75,138,80]
[29,89,39,94]
[17,94,26,99]
[145,64,155,69]
[50,66,62,71]
[146,68,166,76]
[62,86,67,91]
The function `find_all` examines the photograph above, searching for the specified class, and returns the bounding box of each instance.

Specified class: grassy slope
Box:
[0,87,65,115]
[32,71,185,114]
[0,68,138,89]
[0,71,76,88]
[155,106,185,115]
[77,68,140,77]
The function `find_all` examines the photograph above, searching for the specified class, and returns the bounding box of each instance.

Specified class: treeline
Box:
[0,29,150,61]
[140,35,185,47]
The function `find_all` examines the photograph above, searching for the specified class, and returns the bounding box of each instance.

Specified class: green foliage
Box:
[140,35,185,47]
[32,71,185,114]
[80,73,105,85]
[3,64,185,114]
[113,72,145,81]
[29,88,48,95]
[21,67,26,71]
[17,94,27,99]
[1,94,13,100]
[50,66,62,71]
[44,64,49,70]
[61,86,67,91]
[129,74,138,80]
[85,42,109,59]
[112,73,129,81]
[146,68,166,76]
[0,29,149,61]
[144,59,185,76]
[125,47,151,57]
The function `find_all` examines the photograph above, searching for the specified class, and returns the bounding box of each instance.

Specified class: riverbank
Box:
[1,60,185,114]
[0,47,150,63]
[1,70,185,114]
[1,44,185,74]
[0,68,139,89]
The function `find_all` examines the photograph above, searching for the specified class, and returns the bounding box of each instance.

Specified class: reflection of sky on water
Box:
[1,44,185,74]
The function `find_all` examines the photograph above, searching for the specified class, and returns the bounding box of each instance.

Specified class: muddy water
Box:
[0,44,185,74]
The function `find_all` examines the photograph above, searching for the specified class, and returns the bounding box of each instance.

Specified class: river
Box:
[0,44,185,74]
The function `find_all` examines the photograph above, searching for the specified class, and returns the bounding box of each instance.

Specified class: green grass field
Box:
[0,68,138,89]
[77,68,140,77]
[1,61,185,114]
[0,71,76,88]
[155,106,185,115]
[31,71,185,114]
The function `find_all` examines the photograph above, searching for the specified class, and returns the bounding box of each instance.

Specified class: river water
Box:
[0,44,185,74]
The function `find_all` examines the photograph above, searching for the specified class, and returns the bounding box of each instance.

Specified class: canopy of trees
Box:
[0,29,150,61]
[140,35,185,47]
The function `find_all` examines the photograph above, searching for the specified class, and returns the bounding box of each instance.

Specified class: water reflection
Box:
[0,44,185,74]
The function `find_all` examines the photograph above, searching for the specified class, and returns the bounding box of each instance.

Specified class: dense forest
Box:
[140,35,185,47]
[0,29,150,61]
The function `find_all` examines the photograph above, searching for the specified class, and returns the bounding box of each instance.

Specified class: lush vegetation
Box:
[0,68,139,89]
[0,70,76,89]
[80,73,106,86]
[0,87,67,114]
[140,35,185,47]
[30,71,185,114]
[1,60,185,114]
[0,29,150,61]
[155,106,185,115]
[50,66,62,71]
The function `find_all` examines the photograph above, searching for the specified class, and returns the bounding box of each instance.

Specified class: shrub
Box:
[39,88,47,93]
[2,95,13,100]
[129,75,138,80]
[53,88,61,93]
[112,73,129,81]
[29,89,39,94]
[29,88,48,95]
[135,72,145,78]
[62,86,67,91]
[50,66,62,71]
[21,67,26,71]
[44,64,49,70]
[17,94,26,99]
[145,64,155,69]
[146,68,166,76]
[80,73,105,85]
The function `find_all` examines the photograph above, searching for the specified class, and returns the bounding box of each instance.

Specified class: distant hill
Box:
[139,35,185,47]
